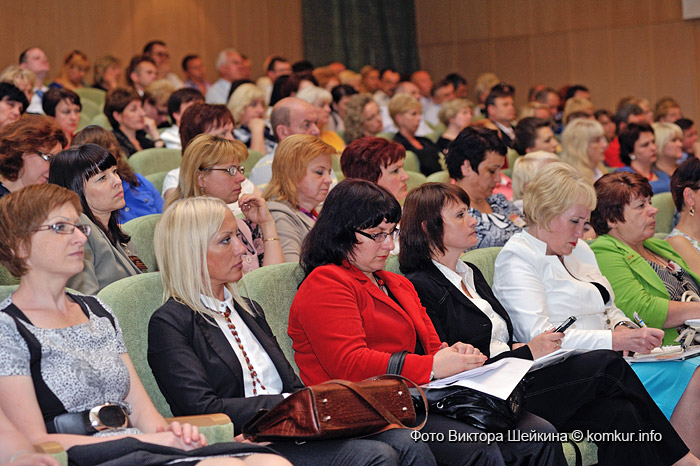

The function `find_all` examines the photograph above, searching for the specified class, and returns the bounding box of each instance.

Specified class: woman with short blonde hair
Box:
[560,118,609,183]
[0,65,35,101]
[436,98,473,152]
[653,122,683,178]
[263,134,335,261]
[168,134,284,273]
[389,94,441,176]
[511,151,559,202]
[227,83,276,156]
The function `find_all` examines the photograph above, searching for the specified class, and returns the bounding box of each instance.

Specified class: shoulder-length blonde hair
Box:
[227,83,265,124]
[155,196,251,318]
[560,118,606,184]
[262,134,335,207]
[165,133,248,208]
[524,162,596,229]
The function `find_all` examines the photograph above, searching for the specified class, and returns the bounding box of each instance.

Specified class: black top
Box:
[112,127,155,158]
[406,260,533,362]
[393,132,442,176]
[148,297,303,434]
[0,183,10,199]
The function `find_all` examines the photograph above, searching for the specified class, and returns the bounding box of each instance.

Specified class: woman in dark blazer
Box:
[147,196,435,466]
[398,182,696,466]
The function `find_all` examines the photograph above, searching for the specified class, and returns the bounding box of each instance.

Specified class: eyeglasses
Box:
[355,228,399,243]
[35,151,57,162]
[200,165,245,176]
[33,222,91,236]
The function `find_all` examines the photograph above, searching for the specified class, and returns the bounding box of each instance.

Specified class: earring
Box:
[691,207,695,217]
[630,155,636,161]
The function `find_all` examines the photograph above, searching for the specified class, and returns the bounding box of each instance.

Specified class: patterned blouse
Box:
[668,228,700,253]
[469,194,525,249]
[646,259,700,301]
[234,125,278,157]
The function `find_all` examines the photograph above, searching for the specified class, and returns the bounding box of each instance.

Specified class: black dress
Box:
[393,132,442,176]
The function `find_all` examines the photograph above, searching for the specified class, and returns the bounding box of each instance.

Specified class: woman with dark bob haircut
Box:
[104,87,164,157]
[340,137,410,201]
[512,117,558,156]
[668,157,700,276]
[616,122,668,193]
[289,179,566,466]
[0,114,67,199]
[42,87,81,145]
[400,182,696,466]
[49,143,145,293]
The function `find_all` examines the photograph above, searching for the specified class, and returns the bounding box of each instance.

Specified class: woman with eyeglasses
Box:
[0,115,67,199]
[0,183,287,465]
[263,134,335,262]
[49,144,146,294]
[288,179,566,466]
[165,134,284,273]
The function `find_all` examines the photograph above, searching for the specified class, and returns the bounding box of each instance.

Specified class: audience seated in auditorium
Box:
[594,109,616,142]
[262,134,334,262]
[327,84,356,133]
[656,96,683,123]
[372,68,400,108]
[160,87,205,150]
[605,102,647,168]
[472,72,500,119]
[511,150,559,213]
[436,98,473,153]
[389,94,441,176]
[18,47,49,114]
[359,65,380,94]
[0,82,28,130]
[227,83,276,156]
[126,55,158,97]
[49,50,89,92]
[677,118,698,161]
[297,85,345,152]
[343,93,383,144]
[0,115,65,199]
[207,49,247,104]
[559,118,608,184]
[617,122,668,193]
[485,83,517,148]
[653,122,684,179]
[513,117,558,156]
[143,40,183,89]
[143,79,176,128]
[182,54,210,95]
[668,157,700,276]
[0,65,35,102]
[423,78,455,129]
[42,87,81,145]
[92,55,122,92]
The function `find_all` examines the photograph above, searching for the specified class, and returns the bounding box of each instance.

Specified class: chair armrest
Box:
[34,441,64,454]
[166,413,234,444]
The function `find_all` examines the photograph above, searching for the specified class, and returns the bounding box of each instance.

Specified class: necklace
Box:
[220,307,266,394]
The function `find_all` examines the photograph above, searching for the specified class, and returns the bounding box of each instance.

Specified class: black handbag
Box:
[421,379,527,432]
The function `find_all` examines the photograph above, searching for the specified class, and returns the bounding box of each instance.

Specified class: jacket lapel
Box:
[616,239,669,296]
[195,312,245,382]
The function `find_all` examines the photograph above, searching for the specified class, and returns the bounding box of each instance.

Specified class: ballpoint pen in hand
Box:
[633,312,647,328]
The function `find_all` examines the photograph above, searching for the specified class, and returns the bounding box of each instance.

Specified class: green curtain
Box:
[302,0,419,76]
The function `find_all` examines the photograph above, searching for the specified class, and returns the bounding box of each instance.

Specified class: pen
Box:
[633,312,647,328]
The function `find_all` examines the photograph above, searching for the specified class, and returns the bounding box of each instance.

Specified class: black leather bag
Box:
[422,380,527,432]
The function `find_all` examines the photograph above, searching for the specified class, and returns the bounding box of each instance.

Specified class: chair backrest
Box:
[75,87,106,107]
[127,148,182,177]
[145,171,168,194]
[651,192,675,234]
[404,151,420,172]
[332,153,344,181]
[239,262,305,373]
[0,265,19,286]
[0,285,18,301]
[502,148,519,178]
[426,170,450,184]
[376,131,395,140]
[460,247,503,286]
[406,170,427,192]
[426,123,446,142]
[242,150,265,179]
[122,214,161,271]
[77,99,101,131]
[96,272,171,416]
[90,113,112,130]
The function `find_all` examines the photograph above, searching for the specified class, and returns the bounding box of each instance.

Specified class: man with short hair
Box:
[143,40,183,88]
[604,103,647,168]
[485,84,517,147]
[127,55,158,96]
[182,54,210,95]
[0,82,28,129]
[206,48,247,104]
[249,97,321,187]
[18,47,49,114]
[676,118,698,162]
[258,56,292,104]
[359,65,380,93]
[160,88,205,149]
[373,68,400,108]
[423,79,455,128]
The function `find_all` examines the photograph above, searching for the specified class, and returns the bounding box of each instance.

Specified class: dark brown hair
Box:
[341,137,405,183]
[590,172,653,235]
[179,103,234,150]
[0,114,67,181]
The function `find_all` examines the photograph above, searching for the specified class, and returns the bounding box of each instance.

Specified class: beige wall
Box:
[0,0,303,85]
[415,0,700,118]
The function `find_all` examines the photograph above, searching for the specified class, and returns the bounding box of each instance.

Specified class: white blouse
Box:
[200,289,283,397]
[493,231,631,350]
[432,259,511,356]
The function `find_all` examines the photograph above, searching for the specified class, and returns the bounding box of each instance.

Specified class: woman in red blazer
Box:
[288,179,566,466]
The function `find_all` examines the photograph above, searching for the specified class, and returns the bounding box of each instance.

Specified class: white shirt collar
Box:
[432,259,475,291]
[200,288,235,315]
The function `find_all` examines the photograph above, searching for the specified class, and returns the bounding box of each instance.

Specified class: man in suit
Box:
[485,83,516,148]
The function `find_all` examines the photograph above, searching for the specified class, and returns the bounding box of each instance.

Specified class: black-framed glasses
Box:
[33,222,91,236]
[355,228,399,243]
[200,165,245,176]
[35,151,57,162]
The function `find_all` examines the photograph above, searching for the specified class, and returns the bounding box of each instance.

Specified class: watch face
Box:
[96,405,127,428]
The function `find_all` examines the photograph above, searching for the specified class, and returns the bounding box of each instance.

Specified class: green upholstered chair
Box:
[0,265,19,286]
[376,131,395,140]
[503,148,520,178]
[239,262,305,374]
[77,99,100,131]
[122,214,161,272]
[460,247,502,286]
[127,148,182,177]
[651,192,675,235]
[145,171,168,194]
[242,150,264,179]
[96,273,234,443]
[426,123,446,142]
[406,170,427,192]
[426,170,450,183]
[332,153,344,181]
[404,151,420,172]
[75,87,106,107]
[90,113,112,130]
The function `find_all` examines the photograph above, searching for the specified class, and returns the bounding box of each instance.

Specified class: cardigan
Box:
[591,234,700,345]
[267,199,316,262]
[288,262,441,385]
[66,214,142,294]
[405,261,533,362]
[148,297,302,434]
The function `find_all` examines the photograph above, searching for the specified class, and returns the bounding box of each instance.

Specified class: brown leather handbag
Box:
[242,375,428,441]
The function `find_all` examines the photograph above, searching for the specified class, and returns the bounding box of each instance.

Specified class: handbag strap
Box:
[323,374,428,430]
[386,351,408,375]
